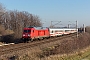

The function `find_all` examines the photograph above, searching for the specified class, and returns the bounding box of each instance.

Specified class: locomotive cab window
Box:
[24,30,31,33]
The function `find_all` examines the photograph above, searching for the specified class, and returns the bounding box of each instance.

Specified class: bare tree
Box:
[0,4,43,38]
[6,10,42,38]
[0,3,6,25]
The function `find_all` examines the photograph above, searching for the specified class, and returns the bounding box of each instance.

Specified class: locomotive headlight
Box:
[23,34,25,36]
[28,34,30,36]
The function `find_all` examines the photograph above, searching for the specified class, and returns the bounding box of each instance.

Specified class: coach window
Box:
[55,30,58,32]
[52,31,53,33]
[71,30,74,31]
[65,30,69,32]
[59,30,63,32]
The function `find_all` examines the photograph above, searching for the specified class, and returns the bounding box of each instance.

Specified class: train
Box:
[22,26,78,42]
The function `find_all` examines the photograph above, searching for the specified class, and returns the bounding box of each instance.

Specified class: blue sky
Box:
[0,0,90,27]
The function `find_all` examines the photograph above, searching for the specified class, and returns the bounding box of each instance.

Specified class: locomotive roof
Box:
[49,27,77,29]
[28,26,48,30]
[49,28,78,30]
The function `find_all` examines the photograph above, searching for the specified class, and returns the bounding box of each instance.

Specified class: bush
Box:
[86,26,90,34]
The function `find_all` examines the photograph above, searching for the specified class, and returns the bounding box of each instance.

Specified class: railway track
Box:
[0,33,78,56]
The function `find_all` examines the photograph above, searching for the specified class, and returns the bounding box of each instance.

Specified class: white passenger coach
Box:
[49,28,78,36]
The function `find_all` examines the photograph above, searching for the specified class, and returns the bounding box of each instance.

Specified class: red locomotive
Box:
[22,27,50,41]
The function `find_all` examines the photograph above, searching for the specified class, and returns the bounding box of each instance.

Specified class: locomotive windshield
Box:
[24,30,31,33]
